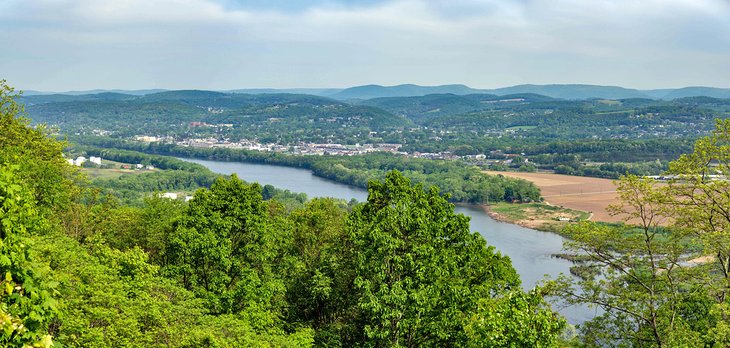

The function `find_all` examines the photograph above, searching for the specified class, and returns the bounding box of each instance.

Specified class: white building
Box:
[89,156,102,165]
[160,192,178,200]
[73,156,87,166]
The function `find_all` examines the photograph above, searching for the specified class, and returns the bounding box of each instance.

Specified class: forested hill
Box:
[358,93,555,120]
[21,90,343,106]
[21,91,411,139]
[328,83,480,100]
[358,93,730,136]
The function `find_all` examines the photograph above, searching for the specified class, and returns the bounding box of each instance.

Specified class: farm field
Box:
[79,159,158,179]
[484,171,624,223]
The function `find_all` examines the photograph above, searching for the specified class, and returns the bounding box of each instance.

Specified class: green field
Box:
[79,159,158,179]
[490,202,589,221]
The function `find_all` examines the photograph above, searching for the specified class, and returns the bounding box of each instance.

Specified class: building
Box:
[160,192,178,200]
[73,156,87,166]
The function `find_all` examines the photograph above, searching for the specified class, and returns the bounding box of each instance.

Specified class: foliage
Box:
[553,120,730,346]
[0,164,57,347]
[284,198,358,345]
[32,231,313,347]
[348,171,563,347]
[664,119,730,302]
[163,175,287,321]
[464,289,566,348]
[1,80,75,216]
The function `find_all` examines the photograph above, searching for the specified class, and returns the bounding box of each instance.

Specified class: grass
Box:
[489,202,590,222]
[80,159,158,179]
[81,167,146,179]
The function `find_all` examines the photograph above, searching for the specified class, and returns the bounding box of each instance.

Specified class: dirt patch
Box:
[484,171,626,223]
[687,255,715,265]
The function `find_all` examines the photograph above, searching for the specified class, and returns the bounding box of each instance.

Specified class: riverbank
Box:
[482,202,591,234]
[74,138,541,206]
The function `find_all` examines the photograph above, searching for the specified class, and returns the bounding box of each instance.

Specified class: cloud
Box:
[1,0,728,90]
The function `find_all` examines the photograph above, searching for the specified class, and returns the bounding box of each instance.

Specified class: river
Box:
[181,158,597,324]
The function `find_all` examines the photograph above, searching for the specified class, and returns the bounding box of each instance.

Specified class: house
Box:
[89,156,102,165]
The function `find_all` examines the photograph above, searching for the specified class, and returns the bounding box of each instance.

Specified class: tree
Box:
[348,171,564,347]
[554,120,730,346]
[286,198,358,346]
[163,175,286,325]
[0,164,56,348]
[0,80,74,216]
[663,119,730,302]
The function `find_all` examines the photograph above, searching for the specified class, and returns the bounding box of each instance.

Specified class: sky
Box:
[1,0,729,91]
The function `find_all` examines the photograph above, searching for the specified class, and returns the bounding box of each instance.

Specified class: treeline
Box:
[552,161,668,179]
[308,153,540,203]
[518,138,694,162]
[72,136,542,204]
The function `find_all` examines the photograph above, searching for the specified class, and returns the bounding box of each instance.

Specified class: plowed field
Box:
[484,171,624,223]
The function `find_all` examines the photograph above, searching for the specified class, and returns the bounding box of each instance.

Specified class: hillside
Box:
[22,91,411,142]
[657,86,730,100]
[489,84,651,100]
[359,93,555,120]
[330,84,481,100]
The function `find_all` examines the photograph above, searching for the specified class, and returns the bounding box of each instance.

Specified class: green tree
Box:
[0,80,74,216]
[663,119,730,302]
[554,120,730,346]
[286,198,358,346]
[0,164,56,348]
[163,175,286,325]
[348,171,563,347]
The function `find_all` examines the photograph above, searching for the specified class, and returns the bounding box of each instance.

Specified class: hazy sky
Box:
[2,0,729,91]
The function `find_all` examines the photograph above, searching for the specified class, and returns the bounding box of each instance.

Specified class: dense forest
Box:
[1,81,565,346]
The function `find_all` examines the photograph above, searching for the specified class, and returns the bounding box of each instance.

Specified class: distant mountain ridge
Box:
[328,84,478,100]
[488,84,648,100]
[22,89,168,96]
[21,84,730,101]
